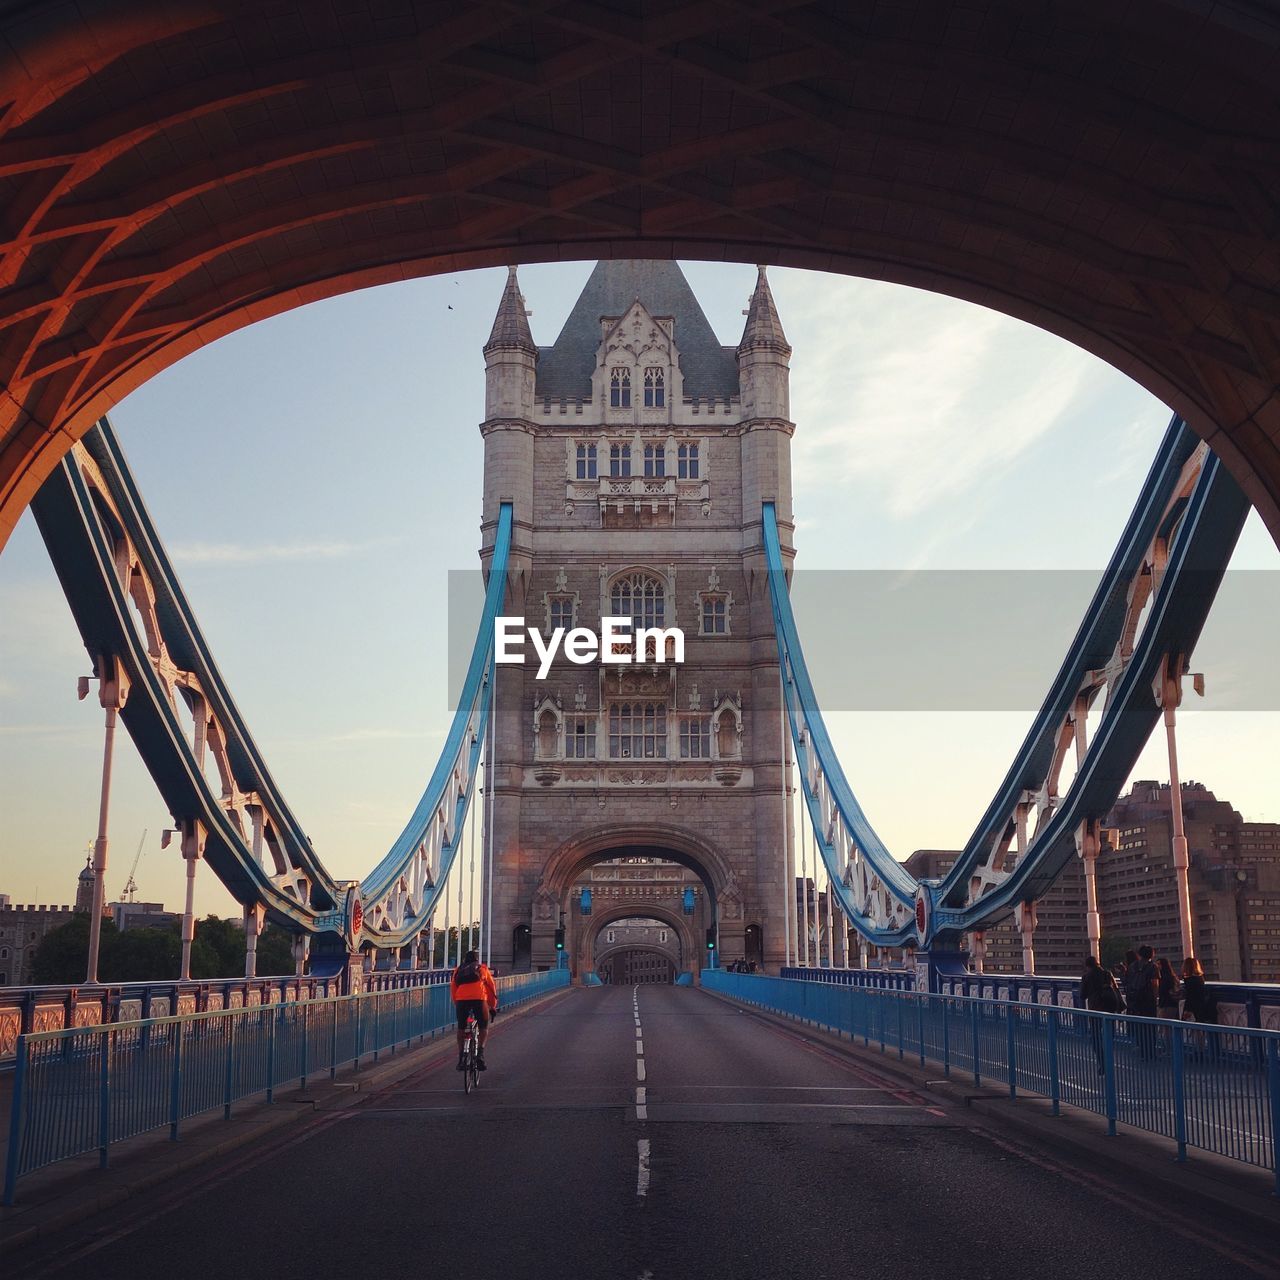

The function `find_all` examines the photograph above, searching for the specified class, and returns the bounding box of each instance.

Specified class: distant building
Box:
[1097,781,1280,982]
[0,903,78,986]
[110,901,180,933]
[900,782,1280,981]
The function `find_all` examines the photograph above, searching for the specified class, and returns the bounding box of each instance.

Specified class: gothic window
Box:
[609,443,632,478]
[677,443,699,479]
[679,714,712,759]
[610,368,631,408]
[548,595,575,631]
[643,444,666,478]
[575,443,597,480]
[565,716,595,758]
[611,572,665,632]
[701,595,728,635]
[609,702,667,759]
[643,367,665,408]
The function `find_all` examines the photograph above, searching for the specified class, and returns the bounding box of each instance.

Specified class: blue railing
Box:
[704,970,1280,1190]
[3,968,569,1203]
[778,965,1280,1033]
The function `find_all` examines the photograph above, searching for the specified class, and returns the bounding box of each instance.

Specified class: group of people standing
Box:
[1081,945,1219,1024]
[1079,945,1220,1068]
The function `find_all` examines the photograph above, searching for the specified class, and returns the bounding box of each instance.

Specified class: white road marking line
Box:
[636,1058,646,1081]
[636,1040,644,1055]
[636,1139,651,1196]
[636,1086,646,1105]
[636,1105,648,1121]
[635,1026,643,1038]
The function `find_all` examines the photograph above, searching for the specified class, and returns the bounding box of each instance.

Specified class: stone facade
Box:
[479,261,796,974]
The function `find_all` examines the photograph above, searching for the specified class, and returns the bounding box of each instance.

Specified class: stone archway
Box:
[583,903,692,982]
[3,3,1280,547]
[595,945,679,985]
[533,824,743,978]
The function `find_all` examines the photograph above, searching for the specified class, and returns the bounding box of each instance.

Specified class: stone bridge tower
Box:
[479,261,796,974]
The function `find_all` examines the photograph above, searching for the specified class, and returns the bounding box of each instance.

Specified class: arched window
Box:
[677,443,699,479]
[610,572,665,632]
[643,367,665,408]
[609,443,632,477]
[643,443,665,477]
[609,702,667,758]
[575,443,597,479]
[610,368,631,408]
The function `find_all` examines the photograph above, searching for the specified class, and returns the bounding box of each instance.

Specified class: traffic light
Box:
[554,927,565,951]
[705,927,716,951]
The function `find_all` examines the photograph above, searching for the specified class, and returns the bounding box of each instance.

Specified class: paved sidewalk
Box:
[1,989,564,1255]
[706,989,1280,1238]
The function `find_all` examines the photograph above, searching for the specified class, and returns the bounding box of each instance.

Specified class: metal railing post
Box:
[1267,1036,1280,1196]
[223,1014,237,1120]
[896,995,904,1061]
[941,997,951,1078]
[971,998,982,1086]
[917,996,926,1068]
[1006,1005,1017,1099]
[1103,1018,1118,1137]
[1171,1023,1187,1163]
[1046,1008,1060,1117]
[354,997,363,1071]
[168,1023,183,1141]
[101,1032,114,1162]
[3,1036,29,1206]
[300,1001,310,1091]
[330,999,339,1080]
[266,1006,277,1104]
[373,995,381,1063]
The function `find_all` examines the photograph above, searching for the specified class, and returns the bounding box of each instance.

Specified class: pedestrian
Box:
[1180,956,1220,1058]
[1080,954,1123,1074]
[1157,956,1182,1019]
[1122,944,1159,1059]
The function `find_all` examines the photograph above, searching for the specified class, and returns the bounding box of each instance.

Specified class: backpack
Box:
[456,960,483,986]
[1123,961,1154,1007]
[1099,974,1124,1014]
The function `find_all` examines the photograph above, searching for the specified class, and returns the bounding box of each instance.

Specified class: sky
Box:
[1,260,1277,926]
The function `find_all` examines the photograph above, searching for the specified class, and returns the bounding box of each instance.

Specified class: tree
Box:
[1100,934,1135,971]
[105,927,180,982]
[255,925,295,976]
[30,914,116,983]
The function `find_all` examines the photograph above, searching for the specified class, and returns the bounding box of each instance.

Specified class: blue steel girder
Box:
[762,414,1249,950]
[31,418,511,952]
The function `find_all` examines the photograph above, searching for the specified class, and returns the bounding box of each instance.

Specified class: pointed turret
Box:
[737,265,791,421]
[484,266,537,356]
[737,265,791,357]
[483,266,537,421]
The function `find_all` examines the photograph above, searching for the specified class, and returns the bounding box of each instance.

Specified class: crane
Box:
[120,828,147,902]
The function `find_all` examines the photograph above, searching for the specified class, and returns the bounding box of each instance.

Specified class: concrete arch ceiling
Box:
[2,1,1280,546]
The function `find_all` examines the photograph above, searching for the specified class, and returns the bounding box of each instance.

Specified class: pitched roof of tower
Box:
[534,260,739,401]
[738,265,790,355]
[484,265,536,354]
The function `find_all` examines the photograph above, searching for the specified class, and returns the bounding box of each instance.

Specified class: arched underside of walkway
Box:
[2,2,1280,545]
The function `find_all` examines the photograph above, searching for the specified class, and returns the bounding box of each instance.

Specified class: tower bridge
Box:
[4,5,1280,1269]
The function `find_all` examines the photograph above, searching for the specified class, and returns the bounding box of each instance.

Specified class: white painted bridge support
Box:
[85,657,129,986]
[1157,659,1199,962]
[179,820,206,981]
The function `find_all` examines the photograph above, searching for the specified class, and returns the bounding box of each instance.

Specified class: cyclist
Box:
[451,949,499,1072]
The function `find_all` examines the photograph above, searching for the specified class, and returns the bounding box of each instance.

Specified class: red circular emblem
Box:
[915,897,926,935]
[347,892,364,945]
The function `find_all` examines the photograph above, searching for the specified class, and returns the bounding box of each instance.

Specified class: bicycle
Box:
[461,1013,481,1094]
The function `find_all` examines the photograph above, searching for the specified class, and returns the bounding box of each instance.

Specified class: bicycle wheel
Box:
[463,1051,475,1094]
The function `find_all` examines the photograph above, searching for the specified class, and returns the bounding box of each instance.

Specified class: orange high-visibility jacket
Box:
[451,962,498,1007]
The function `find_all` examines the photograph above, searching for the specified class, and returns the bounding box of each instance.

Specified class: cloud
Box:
[169,536,399,565]
[777,273,1098,519]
